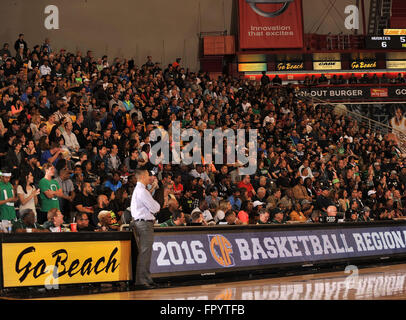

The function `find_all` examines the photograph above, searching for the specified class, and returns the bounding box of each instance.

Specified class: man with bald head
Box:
[93,194,110,227]
[327,205,337,217]
[321,205,338,223]
[253,187,267,203]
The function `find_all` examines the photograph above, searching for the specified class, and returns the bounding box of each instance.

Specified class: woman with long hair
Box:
[338,189,350,213]
[81,160,97,184]
[30,113,42,137]
[49,123,62,144]
[17,171,40,220]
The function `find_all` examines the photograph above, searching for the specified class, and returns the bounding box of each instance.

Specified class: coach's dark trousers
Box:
[131,220,154,285]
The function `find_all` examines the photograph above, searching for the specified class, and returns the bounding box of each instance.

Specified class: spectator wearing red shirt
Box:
[172,173,183,199]
[237,175,256,199]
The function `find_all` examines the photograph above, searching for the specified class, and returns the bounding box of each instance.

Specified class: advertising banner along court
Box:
[238,0,304,49]
[150,225,406,276]
[2,240,132,287]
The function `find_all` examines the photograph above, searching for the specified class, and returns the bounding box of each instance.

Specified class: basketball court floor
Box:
[30,263,406,300]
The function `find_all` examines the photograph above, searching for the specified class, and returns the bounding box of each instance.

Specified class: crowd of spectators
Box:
[0,34,405,233]
[299,72,406,86]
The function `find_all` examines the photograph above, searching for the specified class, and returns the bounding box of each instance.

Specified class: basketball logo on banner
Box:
[208,235,235,268]
[245,0,293,18]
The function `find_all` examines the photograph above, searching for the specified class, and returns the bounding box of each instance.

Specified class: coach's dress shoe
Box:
[135,282,158,290]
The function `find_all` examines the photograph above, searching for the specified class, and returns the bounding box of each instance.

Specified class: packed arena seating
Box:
[0,34,405,233]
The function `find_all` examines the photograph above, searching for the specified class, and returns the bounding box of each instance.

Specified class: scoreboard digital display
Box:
[365,36,406,49]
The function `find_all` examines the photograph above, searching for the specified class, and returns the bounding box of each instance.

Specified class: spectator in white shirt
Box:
[130,169,160,289]
[39,60,51,77]
[62,121,80,153]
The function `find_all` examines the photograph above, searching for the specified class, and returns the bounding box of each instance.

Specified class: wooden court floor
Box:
[31,263,406,300]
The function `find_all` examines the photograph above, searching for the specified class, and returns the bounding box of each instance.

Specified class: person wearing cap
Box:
[0,170,18,220]
[365,189,377,211]
[270,207,286,224]
[130,169,160,290]
[345,199,359,222]
[358,206,372,222]
[316,184,333,215]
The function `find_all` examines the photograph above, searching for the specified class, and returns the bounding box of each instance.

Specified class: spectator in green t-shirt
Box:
[0,170,18,221]
[160,210,185,227]
[12,209,48,233]
[38,163,63,224]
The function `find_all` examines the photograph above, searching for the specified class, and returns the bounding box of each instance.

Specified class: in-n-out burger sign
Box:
[296,85,406,101]
[351,60,377,69]
[297,88,363,98]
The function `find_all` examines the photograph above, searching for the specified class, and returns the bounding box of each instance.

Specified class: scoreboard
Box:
[365,36,406,49]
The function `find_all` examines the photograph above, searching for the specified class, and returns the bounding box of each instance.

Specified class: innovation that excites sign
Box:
[238,0,304,49]
[150,226,406,276]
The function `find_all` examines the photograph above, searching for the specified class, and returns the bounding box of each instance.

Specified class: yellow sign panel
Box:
[313,61,342,70]
[238,63,267,72]
[384,29,406,35]
[2,241,132,287]
[386,60,406,69]
[238,54,266,63]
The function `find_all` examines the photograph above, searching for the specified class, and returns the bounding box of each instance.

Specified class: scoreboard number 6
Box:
[382,41,387,48]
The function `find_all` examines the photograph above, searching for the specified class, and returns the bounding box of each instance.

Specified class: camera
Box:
[246,0,294,18]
